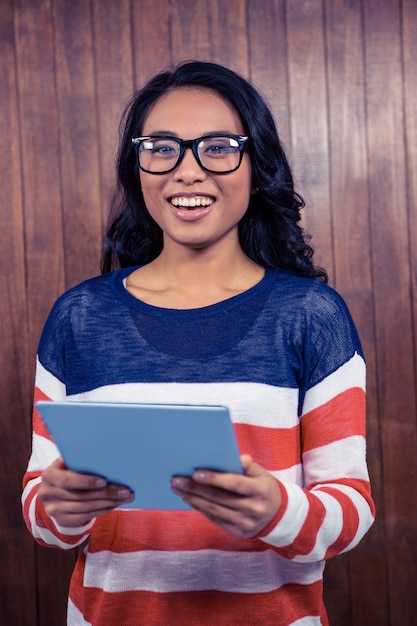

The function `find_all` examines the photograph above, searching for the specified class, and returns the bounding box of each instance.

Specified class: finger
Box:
[190,469,257,498]
[46,468,108,492]
[173,490,259,538]
[49,496,133,516]
[45,502,121,528]
[41,483,133,503]
[172,476,249,513]
[240,454,253,472]
[43,492,135,527]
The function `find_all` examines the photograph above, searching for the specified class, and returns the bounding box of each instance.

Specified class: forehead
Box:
[141,87,244,136]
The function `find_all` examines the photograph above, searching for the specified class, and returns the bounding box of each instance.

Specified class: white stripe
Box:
[263,477,373,561]
[83,548,324,593]
[289,618,322,626]
[67,598,92,626]
[262,482,310,549]
[271,463,304,485]
[262,437,370,554]
[303,436,370,486]
[68,381,300,429]
[35,357,66,399]
[291,491,344,562]
[302,352,366,415]
[294,483,375,562]
[323,483,375,554]
[26,432,60,473]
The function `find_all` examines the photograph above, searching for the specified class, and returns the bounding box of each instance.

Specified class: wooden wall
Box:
[1,0,416,624]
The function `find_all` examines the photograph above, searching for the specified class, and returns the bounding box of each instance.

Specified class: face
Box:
[139,87,253,253]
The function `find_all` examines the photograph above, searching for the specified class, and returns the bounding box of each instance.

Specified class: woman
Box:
[22,61,375,626]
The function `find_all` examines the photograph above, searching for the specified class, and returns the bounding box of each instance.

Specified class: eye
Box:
[141,139,179,158]
[201,137,239,157]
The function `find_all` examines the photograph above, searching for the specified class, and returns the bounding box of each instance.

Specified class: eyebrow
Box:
[143,130,239,138]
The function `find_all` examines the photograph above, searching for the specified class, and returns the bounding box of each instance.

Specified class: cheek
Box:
[139,176,165,213]
[234,165,253,208]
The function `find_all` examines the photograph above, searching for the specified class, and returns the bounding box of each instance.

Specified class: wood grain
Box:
[247,0,291,149]
[0,1,36,624]
[324,1,388,622]
[53,0,103,288]
[92,0,134,226]
[363,1,417,624]
[286,0,333,279]
[171,0,211,63]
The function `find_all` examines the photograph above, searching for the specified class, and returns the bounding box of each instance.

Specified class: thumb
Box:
[240,454,265,477]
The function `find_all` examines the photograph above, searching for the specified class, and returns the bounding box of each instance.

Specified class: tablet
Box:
[36,400,243,510]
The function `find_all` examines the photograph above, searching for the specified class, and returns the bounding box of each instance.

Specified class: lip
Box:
[167,194,215,221]
[169,203,213,222]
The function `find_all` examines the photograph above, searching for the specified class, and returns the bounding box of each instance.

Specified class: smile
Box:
[169,196,214,208]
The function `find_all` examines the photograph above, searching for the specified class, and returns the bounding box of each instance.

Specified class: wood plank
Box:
[14,0,66,347]
[13,1,76,624]
[247,0,291,148]
[285,0,333,279]
[131,0,171,87]
[397,3,417,621]
[53,0,102,288]
[91,0,134,228]
[324,1,388,623]
[363,1,417,624]
[0,1,37,624]
[403,1,417,396]
[171,0,211,63]
[207,0,249,76]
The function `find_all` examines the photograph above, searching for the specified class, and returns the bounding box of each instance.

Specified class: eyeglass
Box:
[131,134,249,174]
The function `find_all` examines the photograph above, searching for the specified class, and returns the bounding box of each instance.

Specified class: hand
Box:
[39,457,134,527]
[171,454,281,538]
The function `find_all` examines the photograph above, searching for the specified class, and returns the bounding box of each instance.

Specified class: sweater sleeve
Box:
[259,287,375,561]
[22,296,95,550]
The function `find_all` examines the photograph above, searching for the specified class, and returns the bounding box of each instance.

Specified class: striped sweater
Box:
[22,267,375,626]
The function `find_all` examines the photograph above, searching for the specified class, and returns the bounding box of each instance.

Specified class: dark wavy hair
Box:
[101,60,327,282]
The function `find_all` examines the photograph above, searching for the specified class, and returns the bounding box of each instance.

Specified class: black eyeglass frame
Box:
[131,134,249,175]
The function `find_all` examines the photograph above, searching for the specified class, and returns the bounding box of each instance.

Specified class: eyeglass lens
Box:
[138,136,243,173]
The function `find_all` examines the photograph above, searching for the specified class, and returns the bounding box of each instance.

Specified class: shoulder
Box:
[45,274,108,320]
[267,268,351,318]
[40,268,138,341]
[49,268,136,315]
[266,268,363,356]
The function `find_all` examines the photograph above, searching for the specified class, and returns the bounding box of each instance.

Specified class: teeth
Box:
[170,197,214,208]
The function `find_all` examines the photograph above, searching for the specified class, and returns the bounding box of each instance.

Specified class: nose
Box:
[173,146,207,183]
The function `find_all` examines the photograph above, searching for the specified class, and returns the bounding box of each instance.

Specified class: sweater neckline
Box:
[110,265,273,317]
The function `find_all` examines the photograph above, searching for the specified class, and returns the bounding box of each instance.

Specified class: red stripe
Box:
[234,422,300,471]
[301,387,365,452]
[22,470,41,490]
[310,477,375,520]
[88,509,270,553]
[258,479,289,537]
[70,569,327,626]
[321,486,359,558]
[22,478,38,530]
[278,479,374,561]
[33,387,54,439]
[274,491,327,560]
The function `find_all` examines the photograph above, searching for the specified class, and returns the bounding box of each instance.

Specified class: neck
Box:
[126,242,265,309]
[152,241,259,288]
